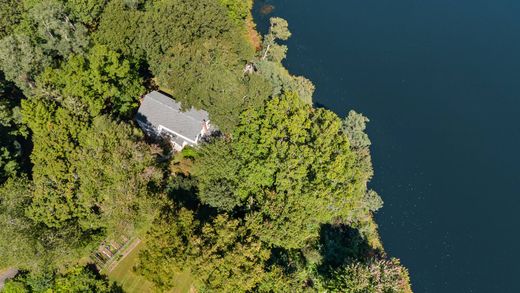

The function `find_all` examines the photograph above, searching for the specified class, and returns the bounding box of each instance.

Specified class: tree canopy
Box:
[195,93,369,248]
[3,266,119,293]
[0,1,411,291]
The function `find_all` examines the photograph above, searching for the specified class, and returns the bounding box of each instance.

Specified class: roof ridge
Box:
[147,93,206,124]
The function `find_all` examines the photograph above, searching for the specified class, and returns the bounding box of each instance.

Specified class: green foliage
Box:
[218,0,253,22]
[65,0,108,26]
[256,60,315,104]
[261,17,291,62]
[0,0,23,39]
[340,111,383,246]
[154,39,270,132]
[1,93,161,270]
[194,139,241,210]
[96,0,268,131]
[94,0,146,59]
[0,0,89,91]
[0,34,48,91]
[0,1,412,291]
[343,110,371,149]
[138,207,270,292]
[0,178,37,269]
[257,18,315,104]
[0,177,96,271]
[139,0,248,61]
[23,97,158,235]
[3,266,119,293]
[22,99,89,228]
[320,259,411,293]
[27,0,89,56]
[0,73,28,182]
[195,93,368,248]
[38,44,144,117]
[74,116,160,236]
[141,0,260,131]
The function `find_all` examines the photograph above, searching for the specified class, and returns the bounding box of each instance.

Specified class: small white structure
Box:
[136,91,211,151]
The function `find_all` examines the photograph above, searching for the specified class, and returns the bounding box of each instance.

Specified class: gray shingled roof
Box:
[136,91,209,143]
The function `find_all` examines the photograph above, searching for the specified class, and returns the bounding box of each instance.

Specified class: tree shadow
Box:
[165,175,218,224]
[313,102,331,111]
[317,223,378,271]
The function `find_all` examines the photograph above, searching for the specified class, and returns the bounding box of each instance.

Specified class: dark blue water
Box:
[254,1,520,292]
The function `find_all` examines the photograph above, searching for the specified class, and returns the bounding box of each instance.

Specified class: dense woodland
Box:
[0,0,412,292]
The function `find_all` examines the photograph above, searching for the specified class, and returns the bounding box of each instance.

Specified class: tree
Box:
[340,111,383,245]
[3,266,119,293]
[195,139,241,210]
[261,17,291,61]
[0,177,96,272]
[37,44,144,117]
[155,39,271,132]
[0,73,29,182]
[0,0,89,92]
[27,0,89,57]
[256,18,315,104]
[0,0,23,39]
[23,97,158,234]
[65,0,108,26]
[138,208,270,292]
[0,178,38,269]
[96,0,267,131]
[94,0,146,59]
[320,259,411,293]
[0,34,48,91]
[73,116,161,237]
[139,0,250,64]
[218,0,253,23]
[22,98,90,228]
[194,93,369,248]
[256,60,315,104]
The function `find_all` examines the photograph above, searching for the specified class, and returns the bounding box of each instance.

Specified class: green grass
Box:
[107,242,194,293]
[107,241,155,293]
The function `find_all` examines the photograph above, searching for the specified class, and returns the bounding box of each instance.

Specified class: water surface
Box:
[254,1,520,292]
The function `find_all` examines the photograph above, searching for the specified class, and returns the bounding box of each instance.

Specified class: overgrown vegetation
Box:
[0,0,412,292]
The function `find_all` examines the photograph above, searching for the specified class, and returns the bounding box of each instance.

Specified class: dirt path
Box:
[0,268,18,290]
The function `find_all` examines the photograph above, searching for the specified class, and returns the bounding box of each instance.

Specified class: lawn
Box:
[107,241,194,293]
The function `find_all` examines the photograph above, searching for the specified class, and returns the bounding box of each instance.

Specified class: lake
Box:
[254,1,520,292]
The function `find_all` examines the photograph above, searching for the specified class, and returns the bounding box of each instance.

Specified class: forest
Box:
[0,0,412,292]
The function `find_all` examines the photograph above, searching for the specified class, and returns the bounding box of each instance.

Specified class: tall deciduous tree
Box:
[0,0,89,91]
[257,18,315,104]
[218,0,252,23]
[0,0,23,39]
[38,44,144,117]
[65,0,108,26]
[195,93,369,248]
[22,90,159,237]
[0,34,48,91]
[138,208,270,292]
[320,258,412,293]
[27,0,89,57]
[0,73,28,182]
[3,266,119,292]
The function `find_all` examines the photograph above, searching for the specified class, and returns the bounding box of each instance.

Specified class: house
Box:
[136,91,211,151]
